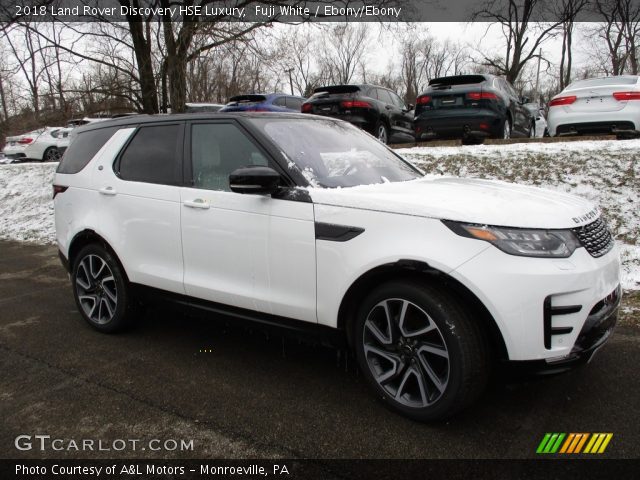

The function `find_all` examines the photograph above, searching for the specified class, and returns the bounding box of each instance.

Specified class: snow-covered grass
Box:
[0,162,56,244]
[0,139,638,322]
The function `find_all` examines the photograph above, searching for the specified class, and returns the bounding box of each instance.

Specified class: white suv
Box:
[54,113,621,421]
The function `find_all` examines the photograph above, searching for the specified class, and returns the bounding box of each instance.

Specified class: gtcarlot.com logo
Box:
[536,433,613,454]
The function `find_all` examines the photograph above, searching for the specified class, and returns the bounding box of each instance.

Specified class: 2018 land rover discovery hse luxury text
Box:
[54,113,620,421]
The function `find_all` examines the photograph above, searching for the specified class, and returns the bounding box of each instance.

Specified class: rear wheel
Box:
[72,244,136,333]
[376,122,389,144]
[43,147,61,162]
[353,280,489,421]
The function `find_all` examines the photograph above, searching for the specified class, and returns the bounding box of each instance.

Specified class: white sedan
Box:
[547,75,640,137]
[3,127,63,162]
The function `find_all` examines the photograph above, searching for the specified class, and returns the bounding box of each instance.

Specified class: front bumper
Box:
[450,243,621,362]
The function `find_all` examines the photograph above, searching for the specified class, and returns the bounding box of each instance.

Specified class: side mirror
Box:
[229,166,281,195]
[521,96,531,104]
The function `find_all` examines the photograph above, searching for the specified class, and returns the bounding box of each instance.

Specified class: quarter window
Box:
[57,126,119,174]
[118,124,182,185]
[191,123,268,191]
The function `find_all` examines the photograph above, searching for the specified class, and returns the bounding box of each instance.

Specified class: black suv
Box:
[414,74,534,143]
[301,85,414,144]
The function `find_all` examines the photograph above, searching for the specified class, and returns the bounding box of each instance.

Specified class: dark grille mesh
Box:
[571,217,614,258]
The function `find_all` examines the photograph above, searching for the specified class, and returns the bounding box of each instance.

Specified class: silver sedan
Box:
[547,75,640,137]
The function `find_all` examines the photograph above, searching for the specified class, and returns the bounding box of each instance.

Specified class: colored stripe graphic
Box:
[537,433,613,454]
[536,433,565,454]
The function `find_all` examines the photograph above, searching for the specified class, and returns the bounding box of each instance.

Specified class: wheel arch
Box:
[68,229,130,282]
[337,260,508,361]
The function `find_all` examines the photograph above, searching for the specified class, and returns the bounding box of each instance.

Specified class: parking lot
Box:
[1,240,639,460]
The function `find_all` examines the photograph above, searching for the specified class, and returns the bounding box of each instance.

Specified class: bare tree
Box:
[556,0,589,89]
[473,0,565,83]
[320,23,370,84]
[594,0,640,75]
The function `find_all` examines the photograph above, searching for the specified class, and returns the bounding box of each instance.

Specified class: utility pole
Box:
[535,48,542,105]
[285,68,294,95]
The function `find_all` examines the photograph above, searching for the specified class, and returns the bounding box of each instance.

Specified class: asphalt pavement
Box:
[1,240,639,460]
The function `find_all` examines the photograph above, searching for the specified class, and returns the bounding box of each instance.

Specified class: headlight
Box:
[443,220,580,258]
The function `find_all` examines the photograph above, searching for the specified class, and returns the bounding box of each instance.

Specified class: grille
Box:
[571,217,614,258]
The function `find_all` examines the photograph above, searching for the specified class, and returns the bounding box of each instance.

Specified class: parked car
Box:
[547,75,640,137]
[67,117,110,128]
[2,127,63,162]
[414,74,535,142]
[185,102,225,113]
[51,127,74,156]
[524,103,549,137]
[219,93,305,113]
[54,113,620,421]
[301,84,414,144]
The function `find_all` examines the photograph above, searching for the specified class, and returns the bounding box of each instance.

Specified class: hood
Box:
[308,177,599,229]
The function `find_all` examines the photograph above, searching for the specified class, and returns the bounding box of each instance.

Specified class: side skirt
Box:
[130,284,347,348]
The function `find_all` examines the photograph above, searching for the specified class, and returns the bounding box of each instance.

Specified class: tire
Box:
[43,147,61,162]
[376,121,389,144]
[353,280,489,421]
[502,117,512,139]
[71,244,136,333]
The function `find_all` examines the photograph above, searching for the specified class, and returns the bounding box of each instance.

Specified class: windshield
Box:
[249,118,421,188]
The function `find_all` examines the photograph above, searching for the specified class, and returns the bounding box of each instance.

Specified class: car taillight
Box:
[613,91,640,101]
[549,95,577,107]
[301,103,312,113]
[18,137,34,144]
[340,100,371,108]
[466,92,498,100]
[416,95,431,105]
[52,185,68,199]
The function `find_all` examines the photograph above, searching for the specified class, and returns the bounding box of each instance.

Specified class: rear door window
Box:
[117,124,182,185]
[285,97,303,110]
[273,97,287,107]
[56,126,119,174]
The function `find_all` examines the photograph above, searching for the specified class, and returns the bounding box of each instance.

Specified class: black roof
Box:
[75,112,321,134]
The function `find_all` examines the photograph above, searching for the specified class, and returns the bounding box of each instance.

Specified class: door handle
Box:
[99,186,117,196]
[183,198,210,209]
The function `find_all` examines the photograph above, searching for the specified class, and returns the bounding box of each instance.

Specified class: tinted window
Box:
[285,97,304,110]
[191,123,268,191]
[273,97,287,107]
[56,126,119,174]
[377,89,394,104]
[390,91,405,108]
[118,124,181,185]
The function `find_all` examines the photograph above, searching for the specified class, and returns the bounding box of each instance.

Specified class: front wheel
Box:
[72,244,136,333]
[353,280,489,421]
[502,118,512,139]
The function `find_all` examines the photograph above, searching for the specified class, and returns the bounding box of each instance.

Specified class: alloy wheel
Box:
[75,254,118,325]
[362,298,450,408]
[503,120,511,139]
[45,148,61,162]
[378,125,388,144]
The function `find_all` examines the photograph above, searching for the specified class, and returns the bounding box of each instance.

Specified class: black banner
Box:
[2,459,640,480]
[0,0,634,23]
